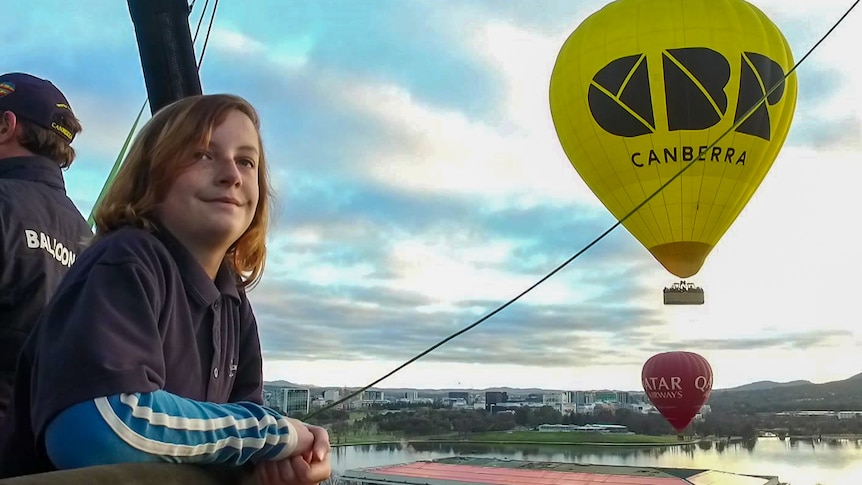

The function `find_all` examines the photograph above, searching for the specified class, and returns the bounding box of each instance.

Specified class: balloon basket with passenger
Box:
[663,280,704,305]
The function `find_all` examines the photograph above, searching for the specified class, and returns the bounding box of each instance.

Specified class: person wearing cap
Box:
[0,73,92,427]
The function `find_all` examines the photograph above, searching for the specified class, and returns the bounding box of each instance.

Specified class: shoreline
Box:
[779,434,862,440]
[332,437,699,448]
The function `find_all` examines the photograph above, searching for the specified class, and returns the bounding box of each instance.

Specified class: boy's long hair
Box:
[92,94,272,290]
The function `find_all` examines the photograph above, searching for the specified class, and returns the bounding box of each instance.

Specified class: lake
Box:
[330,437,862,485]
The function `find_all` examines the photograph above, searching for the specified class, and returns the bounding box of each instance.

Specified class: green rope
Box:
[86,99,148,230]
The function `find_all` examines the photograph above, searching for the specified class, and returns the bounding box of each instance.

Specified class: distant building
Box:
[615,391,630,404]
[448,391,469,401]
[485,391,508,411]
[537,423,631,434]
[693,405,712,422]
[543,392,568,405]
[263,387,310,415]
[630,403,657,414]
[442,397,469,408]
[323,389,340,402]
[283,388,310,415]
[353,389,389,407]
[569,391,595,405]
[263,389,275,407]
[404,391,420,401]
[576,403,597,414]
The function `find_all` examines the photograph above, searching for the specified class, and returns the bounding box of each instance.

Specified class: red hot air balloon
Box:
[641,351,713,432]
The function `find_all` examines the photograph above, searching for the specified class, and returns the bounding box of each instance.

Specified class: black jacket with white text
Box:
[0,156,91,424]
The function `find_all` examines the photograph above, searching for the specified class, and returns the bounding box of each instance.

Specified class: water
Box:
[330,437,862,485]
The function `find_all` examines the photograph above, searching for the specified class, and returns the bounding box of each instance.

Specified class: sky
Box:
[6,0,861,392]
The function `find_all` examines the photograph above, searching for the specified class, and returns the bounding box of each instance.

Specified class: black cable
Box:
[302,0,860,420]
[197,0,220,69]
[192,0,211,46]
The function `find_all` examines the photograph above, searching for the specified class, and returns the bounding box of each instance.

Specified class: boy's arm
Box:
[43,389,308,470]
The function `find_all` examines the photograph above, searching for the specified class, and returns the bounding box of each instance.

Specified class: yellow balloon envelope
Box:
[550,0,797,278]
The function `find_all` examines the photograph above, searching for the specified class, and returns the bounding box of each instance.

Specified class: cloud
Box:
[791,115,861,150]
[252,274,664,369]
[648,329,853,352]
[252,191,665,370]
[784,51,861,150]
[327,26,596,208]
[265,169,657,308]
[5,1,134,49]
[439,0,596,33]
[203,1,504,119]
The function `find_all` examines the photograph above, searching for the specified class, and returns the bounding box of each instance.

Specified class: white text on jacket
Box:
[25,229,77,267]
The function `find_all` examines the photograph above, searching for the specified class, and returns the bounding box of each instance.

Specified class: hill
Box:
[716,379,812,392]
[264,380,306,388]
[707,372,862,413]
[262,381,565,396]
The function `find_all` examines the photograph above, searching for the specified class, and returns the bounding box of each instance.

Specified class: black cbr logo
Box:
[587,47,787,141]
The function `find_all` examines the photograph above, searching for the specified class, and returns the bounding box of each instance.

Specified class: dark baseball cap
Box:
[0,72,77,144]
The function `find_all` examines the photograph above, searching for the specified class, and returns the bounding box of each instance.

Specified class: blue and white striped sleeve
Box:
[43,390,300,470]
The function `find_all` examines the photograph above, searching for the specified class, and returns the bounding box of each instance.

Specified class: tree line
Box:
[306,406,676,439]
[306,405,862,441]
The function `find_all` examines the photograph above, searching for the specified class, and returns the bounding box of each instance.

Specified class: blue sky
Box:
[8,0,862,391]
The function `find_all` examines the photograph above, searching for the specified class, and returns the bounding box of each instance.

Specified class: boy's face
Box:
[159,109,261,254]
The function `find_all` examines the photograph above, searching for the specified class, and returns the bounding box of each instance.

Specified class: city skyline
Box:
[9,0,862,392]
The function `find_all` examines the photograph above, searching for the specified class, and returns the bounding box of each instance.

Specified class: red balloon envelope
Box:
[641,351,713,432]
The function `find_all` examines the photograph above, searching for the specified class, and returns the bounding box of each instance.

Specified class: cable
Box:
[192,0,211,44]
[302,0,860,420]
[196,0,220,69]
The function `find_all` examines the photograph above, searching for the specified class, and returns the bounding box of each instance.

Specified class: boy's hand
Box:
[255,424,332,485]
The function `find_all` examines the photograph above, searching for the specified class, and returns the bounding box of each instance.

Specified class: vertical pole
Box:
[127,0,202,115]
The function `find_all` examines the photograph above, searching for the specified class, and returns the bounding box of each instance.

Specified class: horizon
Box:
[10,0,862,392]
[263,372,854,392]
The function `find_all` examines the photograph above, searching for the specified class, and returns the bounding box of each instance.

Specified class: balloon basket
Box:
[663,280,704,305]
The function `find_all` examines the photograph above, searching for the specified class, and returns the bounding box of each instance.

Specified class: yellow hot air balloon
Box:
[549,0,797,284]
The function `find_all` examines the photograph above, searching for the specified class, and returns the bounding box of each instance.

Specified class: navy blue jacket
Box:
[0,223,272,477]
[0,156,91,425]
